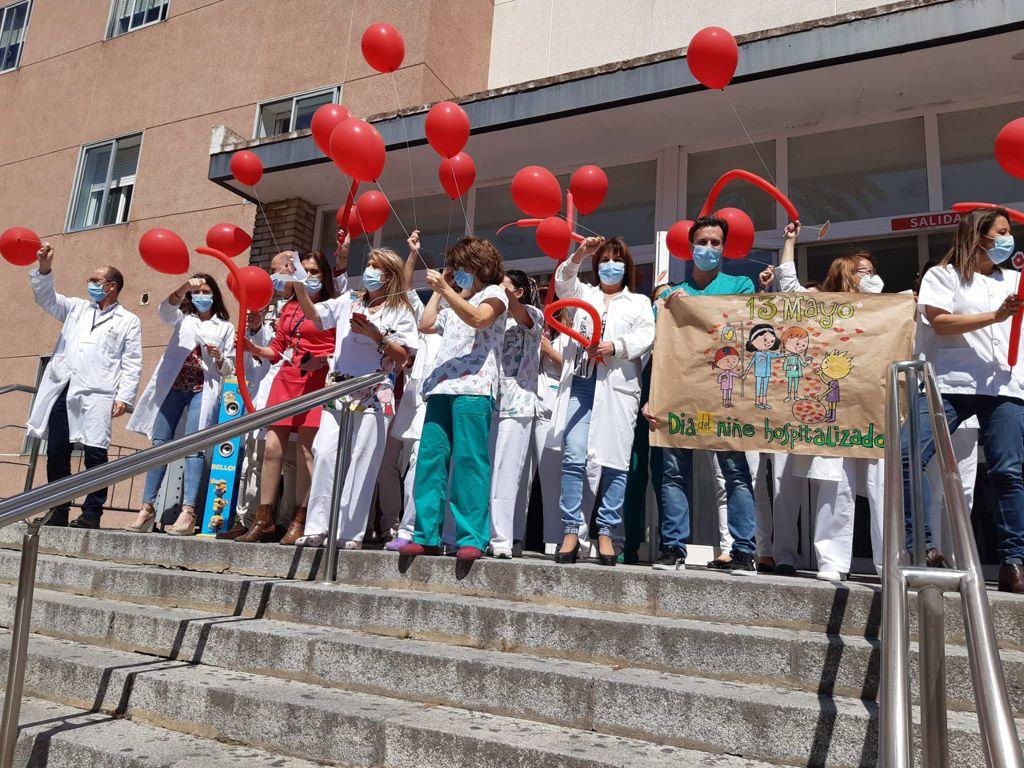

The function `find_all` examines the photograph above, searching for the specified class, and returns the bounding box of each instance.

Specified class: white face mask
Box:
[858,274,884,294]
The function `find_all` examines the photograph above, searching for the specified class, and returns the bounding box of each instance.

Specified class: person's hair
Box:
[689,215,729,244]
[746,323,780,351]
[301,250,338,302]
[181,272,230,321]
[103,266,124,293]
[590,237,635,291]
[708,346,739,369]
[803,280,820,290]
[820,251,877,293]
[779,326,809,348]
[941,207,1012,282]
[447,236,505,286]
[361,248,412,313]
[505,269,538,307]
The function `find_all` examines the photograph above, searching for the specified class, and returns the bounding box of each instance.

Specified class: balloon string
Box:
[723,90,777,187]
[556,212,602,238]
[444,198,454,257]
[373,178,432,272]
[250,184,283,255]
[449,165,471,234]
[340,2,356,89]
[390,74,418,230]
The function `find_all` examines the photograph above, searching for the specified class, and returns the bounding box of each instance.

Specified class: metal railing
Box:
[0,387,40,499]
[0,372,383,768]
[880,360,1023,768]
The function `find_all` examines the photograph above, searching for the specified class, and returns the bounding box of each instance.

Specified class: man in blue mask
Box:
[657,215,754,300]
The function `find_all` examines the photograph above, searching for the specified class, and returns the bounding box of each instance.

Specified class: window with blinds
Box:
[255,87,339,138]
[0,1,31,74]
[107,0,168,39]
[67,134,142,232]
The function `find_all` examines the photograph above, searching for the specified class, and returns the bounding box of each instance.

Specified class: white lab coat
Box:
[547,259,656,471]
[127,299,235,440]
[26,270,143,449]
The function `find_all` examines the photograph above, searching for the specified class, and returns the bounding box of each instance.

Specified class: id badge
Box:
[280,348,294,363]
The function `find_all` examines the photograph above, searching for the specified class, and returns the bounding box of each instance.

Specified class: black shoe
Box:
[554,542,581,564]
[44,510,68,527]
[653,548,686,571]
[729,552,757,576]
[597,552,617,567]
[706,557,731,571]
[511,540,523,558]
[69,515,100,530]
[775,563,797,577]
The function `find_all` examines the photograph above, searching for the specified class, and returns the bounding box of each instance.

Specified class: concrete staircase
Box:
[0,526,1019,767]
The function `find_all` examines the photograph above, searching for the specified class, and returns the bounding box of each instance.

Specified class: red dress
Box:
[266,299,336,429]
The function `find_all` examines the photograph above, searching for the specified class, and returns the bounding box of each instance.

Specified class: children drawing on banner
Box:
[743,323,783,410]
[779,326,812,402]
[816,350,853,423]
[710,346,741,407]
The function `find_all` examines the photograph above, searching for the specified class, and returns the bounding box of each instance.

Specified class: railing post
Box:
[21,436,40,495]
[904,365,927,567]
[320,406,354,584]
[918,584,949,768]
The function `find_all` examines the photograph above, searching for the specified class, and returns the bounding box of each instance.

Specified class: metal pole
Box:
[320,406,354,584]
[21,436,40,494]
[0,527,41,768]
[904,365,927,567]
[918,585,949,768]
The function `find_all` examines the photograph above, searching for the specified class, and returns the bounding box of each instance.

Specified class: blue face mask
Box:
[362,267,384,292]
[191,294,214,312]
[692,244,722,272]
[597,260,626,286]
[304,278,322,294]
[986,234,1015,265]
[270,273,288,293]
[87,282,107,303]
[454,269,474,291]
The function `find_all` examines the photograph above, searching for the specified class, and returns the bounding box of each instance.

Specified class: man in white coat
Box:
[28,243,142,528]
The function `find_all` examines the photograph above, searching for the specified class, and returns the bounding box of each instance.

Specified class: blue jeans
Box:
[658,447,756,558]
[559,374,627,538]
[902,392,1024,563]
[141,388,205,508]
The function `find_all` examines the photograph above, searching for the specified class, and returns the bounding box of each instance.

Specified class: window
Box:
[256,88,339,139]
[0,1,31,74]
[789,118,929,225]
[67,134,142,232]
[939,102,1024,208]
[316,207,369,274]
[687,143,776,230]
[474,173,569,263]
[379,193,457,271]
[107,0,168,38]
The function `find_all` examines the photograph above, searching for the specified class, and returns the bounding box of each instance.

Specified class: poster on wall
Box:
[647,291,916,459]
[198,378,245,537]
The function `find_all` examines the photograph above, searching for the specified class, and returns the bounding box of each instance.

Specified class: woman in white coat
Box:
[551,236,656,566]
[125,274,235,535]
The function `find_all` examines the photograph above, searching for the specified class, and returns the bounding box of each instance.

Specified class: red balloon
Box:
[425,101,470,159]
[230,150,263,186]
[336,206,364,241]
[438,152,476,199]
[361,23,405,74]
[511,166,562,218]
[138,228,190,275]
[715,208,755,258]
[356,190,390,233]
[329,118,386,182]
[205,223,252,259]
[227,266,274,312]
[995,117,1024,180]
[545,299,604,362]
[536,216,571,260]
[570,165,609,215]
[311,104,350,157]
[688,26,738,90]
[0,227,42,267]
[666,220,695,261]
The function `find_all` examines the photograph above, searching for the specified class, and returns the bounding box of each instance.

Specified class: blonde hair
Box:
[821,252,876,293]
[361,248,412,313]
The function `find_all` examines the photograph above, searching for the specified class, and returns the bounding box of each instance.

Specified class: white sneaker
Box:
[816,570,848,582]
[342,540,362,550]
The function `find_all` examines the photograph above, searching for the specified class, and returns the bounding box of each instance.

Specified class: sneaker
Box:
[729,552,757,576]
[652,548,686,571]
[815,570,848,583]
[342,540,362,551]
[775,563,797,577]
[294,533,326,548]
[492,549,512,560]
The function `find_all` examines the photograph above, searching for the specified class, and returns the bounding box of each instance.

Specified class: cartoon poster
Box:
[648,292,916,459]
[199,378,245,536]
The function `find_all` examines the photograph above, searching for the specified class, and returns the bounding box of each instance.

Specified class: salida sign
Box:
[890,212,961,231]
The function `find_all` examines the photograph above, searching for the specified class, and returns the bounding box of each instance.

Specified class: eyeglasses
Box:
[854,268,875,276]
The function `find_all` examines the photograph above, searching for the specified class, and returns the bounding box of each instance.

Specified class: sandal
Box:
[124,506,156,533]
[294,533,326,548]
[166,506,197,537]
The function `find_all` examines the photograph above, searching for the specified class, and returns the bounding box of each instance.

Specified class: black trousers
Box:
[46,386,108,524]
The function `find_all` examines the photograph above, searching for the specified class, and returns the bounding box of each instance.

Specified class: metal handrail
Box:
[0,386,35,397]
[0,385,40,499]
[0,371,384,768]
[880,360,1023,768]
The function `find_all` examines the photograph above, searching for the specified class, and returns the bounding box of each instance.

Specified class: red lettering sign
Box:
[891,212,961,231]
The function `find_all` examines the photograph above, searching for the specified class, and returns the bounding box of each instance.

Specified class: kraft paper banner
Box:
[648,291,916,459]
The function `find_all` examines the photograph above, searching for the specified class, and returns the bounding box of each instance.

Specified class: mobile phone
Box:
[352,312,367,323]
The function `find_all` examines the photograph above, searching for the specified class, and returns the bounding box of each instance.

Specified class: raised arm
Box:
[404,230,421,291]
[556,236,603,300]
[30,243,76,322]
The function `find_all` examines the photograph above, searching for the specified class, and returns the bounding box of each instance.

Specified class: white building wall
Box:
[488,0,895,89]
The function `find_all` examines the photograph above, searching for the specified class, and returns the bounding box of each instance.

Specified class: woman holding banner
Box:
[550,236,656,566]
[907,207,1024,594]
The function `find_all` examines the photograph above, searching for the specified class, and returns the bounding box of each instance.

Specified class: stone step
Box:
[2,631,783,768]
[7,695,322,767]
[4,528,1024,649]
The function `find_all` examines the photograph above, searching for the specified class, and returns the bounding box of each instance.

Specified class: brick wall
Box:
[249,198,317,268]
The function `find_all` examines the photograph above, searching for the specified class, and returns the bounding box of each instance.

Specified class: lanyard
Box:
[90,306,116,333]
[283,301,307,346]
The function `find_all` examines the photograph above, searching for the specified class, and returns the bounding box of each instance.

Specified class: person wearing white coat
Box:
[551,236,656,567]
[28,243,142,528]
[125,274,234,535]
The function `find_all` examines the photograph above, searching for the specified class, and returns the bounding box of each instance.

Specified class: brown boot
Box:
[999,564,1024,594]
[215,520,248,540]
[280,506,307,546]
[236,504,276,543]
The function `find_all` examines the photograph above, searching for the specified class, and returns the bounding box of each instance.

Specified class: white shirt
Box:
[497,304,543,418]
[917,264,1024,399]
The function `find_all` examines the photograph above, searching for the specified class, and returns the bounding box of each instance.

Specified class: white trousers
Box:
[489,416,535,554]
[396,439,419,540]
[811,458,885,574]
[305,409,390,544]
[697,450,732,552]
[924,425,979,552]
[746,452,774,559]
[769,453,808,567]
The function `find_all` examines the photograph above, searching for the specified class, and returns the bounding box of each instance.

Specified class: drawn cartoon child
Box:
[742,323,785,410]
[709,346,741,407]
[816,350,854,423]
[779,327,812,402]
